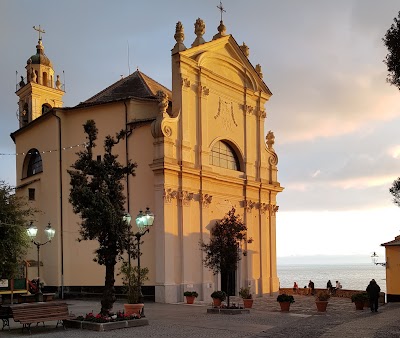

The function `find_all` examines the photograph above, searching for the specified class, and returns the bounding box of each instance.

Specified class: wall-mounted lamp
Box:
[371,252,387,267]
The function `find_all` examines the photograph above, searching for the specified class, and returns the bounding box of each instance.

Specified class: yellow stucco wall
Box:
[386,246,400,296]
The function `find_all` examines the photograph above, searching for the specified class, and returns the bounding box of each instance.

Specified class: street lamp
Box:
[371,252,387,267]
[26,222,56,292]
[134,207,154,315]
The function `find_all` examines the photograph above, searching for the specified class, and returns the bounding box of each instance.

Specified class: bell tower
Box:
[16,25,64,128]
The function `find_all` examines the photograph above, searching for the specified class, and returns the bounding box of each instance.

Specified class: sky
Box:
[1,0,400,263]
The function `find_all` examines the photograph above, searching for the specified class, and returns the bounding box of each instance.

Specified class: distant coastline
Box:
[277,254,380,265]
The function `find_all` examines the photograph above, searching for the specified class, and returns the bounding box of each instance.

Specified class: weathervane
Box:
[33,25,45,40]
[217,1,226,21]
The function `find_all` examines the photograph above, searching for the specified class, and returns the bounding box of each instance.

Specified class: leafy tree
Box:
[389,178,400,206]
[383,11,400,90]
[0,181,34,279]
[200,207,252,307]
[68,120,137,315]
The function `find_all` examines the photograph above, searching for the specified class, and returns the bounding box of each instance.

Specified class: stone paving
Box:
[2,295,400,337]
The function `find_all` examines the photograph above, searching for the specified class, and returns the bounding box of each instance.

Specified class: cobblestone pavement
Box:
[2,295,400,337]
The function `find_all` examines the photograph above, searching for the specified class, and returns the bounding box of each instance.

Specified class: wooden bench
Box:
[9,301,73,334]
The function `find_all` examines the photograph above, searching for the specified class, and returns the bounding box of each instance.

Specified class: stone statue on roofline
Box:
[192,18,206,47]
[266,131,275,150]
[157,90,169,115]
[172,21,186,53]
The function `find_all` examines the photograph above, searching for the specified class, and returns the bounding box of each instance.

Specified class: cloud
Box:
[387,145,400,159]
[311,170,321,178]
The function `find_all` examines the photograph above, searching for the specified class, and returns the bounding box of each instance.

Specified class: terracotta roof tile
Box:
[77,70,171,106]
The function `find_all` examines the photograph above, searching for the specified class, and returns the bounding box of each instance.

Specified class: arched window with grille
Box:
[210,140,241,171]
[22,149,43,178]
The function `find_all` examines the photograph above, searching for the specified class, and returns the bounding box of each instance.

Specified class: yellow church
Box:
[11,18,283,303]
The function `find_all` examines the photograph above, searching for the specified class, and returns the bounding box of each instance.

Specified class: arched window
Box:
[210,141,240,171]
[43,72,48,86]
[23,149,43,178]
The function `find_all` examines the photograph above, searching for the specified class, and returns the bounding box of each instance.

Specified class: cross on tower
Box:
[217,1,226,22]
[33,25,45,40]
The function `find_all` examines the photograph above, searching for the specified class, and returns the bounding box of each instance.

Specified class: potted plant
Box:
[277,293,295,311]
[211,290,227,307]
[351,292,368,310]
[315,290,330,312]
[119,262,149,316]
[183,291,199,304]
[239,286,253,308]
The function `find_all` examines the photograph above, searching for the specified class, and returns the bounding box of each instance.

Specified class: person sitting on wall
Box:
[293,281,299,294]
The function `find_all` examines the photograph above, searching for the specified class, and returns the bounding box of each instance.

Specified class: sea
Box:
[277,264,386,293]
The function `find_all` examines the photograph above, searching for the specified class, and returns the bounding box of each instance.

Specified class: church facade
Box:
[12,18,283,303]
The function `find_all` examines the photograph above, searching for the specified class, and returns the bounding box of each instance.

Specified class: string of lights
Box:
[0,142,88,156]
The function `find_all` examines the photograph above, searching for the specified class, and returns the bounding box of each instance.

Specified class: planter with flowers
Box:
[65,311,149,331]
[277,294,294,312]
[119,262,149,316]
[351,292,369,310]
[183,291,199,304]
[315,291,330,312]
[210,290,227,307]
[239,287,253,309]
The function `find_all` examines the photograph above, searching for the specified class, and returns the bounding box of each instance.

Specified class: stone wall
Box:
[279,288,385,304]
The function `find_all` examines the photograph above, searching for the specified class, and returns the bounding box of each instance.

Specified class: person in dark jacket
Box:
[366,279,381,312]
[307,280,315,295]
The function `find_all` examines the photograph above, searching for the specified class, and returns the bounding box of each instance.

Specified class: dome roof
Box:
[27,39,52,67]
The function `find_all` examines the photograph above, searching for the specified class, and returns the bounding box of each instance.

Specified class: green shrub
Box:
[239,287,252,299]
[277,294,295,303]
[183,291,198,298]
[316,291,330,301]
[211,290,227,301]
[351,293,369,302]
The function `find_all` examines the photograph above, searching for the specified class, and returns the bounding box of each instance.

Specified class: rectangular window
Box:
[97,155,101,162]
[28,188,35,201]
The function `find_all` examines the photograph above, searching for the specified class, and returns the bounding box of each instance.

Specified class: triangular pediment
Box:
[179,35,271,96]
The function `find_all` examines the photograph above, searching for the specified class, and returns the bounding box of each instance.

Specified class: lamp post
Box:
[26,222,56,293]
[371,252,387,267]
[134,207,154,315]
[123,212,132,265]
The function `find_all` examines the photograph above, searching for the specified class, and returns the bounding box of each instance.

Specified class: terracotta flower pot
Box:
[354,301,364,310]
[124,303,144,316]
[243,299,254,308]
[212,298,222,307]
[279,301,291,312]
[186,296,195,304]
[315,301,328,312]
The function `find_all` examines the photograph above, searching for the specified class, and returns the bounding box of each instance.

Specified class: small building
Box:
[381,235,400,302]
[11,18,283,303]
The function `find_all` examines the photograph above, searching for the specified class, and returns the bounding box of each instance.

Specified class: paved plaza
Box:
[2,295,400,337]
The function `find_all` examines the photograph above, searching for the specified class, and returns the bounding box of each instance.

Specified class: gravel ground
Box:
[2,296,400,337]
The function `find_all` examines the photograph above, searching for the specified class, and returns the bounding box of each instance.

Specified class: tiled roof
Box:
[381,235,400,246]
[76,70,171,107]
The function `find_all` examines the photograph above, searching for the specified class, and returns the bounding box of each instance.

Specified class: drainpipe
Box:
[51,110,64,299]
[124,100,131,215]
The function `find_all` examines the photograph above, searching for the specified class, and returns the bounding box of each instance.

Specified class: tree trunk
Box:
[101,256,116,315]
[226,271,230,308]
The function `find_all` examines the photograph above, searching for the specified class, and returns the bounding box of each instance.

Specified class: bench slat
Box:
[10,301,71,325]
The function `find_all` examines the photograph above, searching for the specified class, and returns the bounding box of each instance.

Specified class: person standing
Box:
[327,280,333,293]
[307,280,315,295]
[366,279,381,312]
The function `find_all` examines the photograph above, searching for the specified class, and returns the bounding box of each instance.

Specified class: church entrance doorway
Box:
[221,269,236,296]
